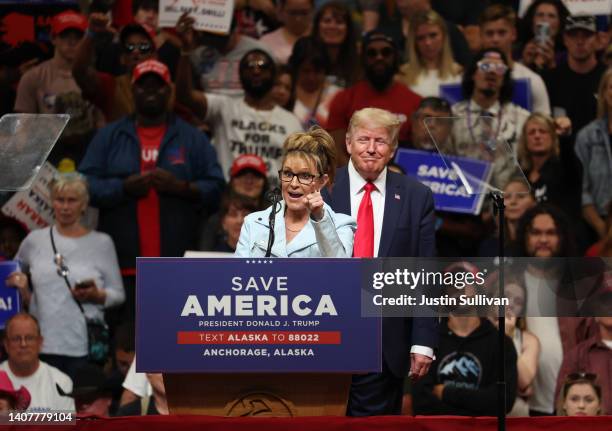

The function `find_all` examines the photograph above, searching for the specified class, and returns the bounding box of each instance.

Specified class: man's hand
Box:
[88,12,115,35]
[554,116,572,137]
[151,168,187,195]
[432,384,445,400]
[410,353,433,381]
[176,13,196,50]
[535,39,555,69]
[305,190,325,221]
[124,173,152,198]
[521,40,538,66]
[71,281,105,305]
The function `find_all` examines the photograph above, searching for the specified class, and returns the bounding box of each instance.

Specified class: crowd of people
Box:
[0,0,611,419]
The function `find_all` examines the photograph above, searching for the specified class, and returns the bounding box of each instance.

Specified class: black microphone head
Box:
[265,187,282,203]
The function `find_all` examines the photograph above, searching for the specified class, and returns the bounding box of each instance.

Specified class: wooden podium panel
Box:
[164,373,352,417]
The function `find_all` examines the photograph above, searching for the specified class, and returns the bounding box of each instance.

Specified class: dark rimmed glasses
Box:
[278,170,320,185]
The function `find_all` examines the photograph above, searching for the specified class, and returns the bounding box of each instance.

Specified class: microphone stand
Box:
[491,191,506,431]
[265,188,282,258]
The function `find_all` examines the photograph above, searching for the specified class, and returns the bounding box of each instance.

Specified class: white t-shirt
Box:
[192,36,272,99]
[408,69,462,98]
[512,62,551,115]
[0,361,75,412]
[260,28,293,64]
[524,270,563,414]
[205,94,303,183]
[122,356,152,398]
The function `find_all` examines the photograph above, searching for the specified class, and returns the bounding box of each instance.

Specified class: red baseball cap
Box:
[132,59,171,85]
[51,11,88,36]
[231,154,267,178]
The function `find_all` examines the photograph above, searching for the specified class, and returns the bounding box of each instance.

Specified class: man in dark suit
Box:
[324,107,438,416]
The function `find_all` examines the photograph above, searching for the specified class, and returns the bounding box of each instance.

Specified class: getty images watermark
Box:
[360,257,612,318]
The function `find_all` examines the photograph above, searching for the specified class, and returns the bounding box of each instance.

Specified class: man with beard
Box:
[451,49,529,190]
[514,204,597,415]
[326,30,422,165]
[175,14,302,184]
[79,59,225,319]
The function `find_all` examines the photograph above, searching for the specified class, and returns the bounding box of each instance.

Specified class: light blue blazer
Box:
[235,202,356,258]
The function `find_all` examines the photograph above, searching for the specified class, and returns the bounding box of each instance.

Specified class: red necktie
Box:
[353,182,375,257]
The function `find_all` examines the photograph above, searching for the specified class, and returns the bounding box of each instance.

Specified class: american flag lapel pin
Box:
[394,193,401,200]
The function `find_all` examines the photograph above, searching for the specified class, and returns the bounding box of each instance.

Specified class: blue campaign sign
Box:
[136,258,382,373]
[440,78,532,111]
[0,262,22,328]
[395,149,491,215]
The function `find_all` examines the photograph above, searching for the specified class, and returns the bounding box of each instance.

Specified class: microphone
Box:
[265,187,282,257]
[265,187,282,204]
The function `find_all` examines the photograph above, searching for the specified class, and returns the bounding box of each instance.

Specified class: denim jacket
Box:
[575,118,612,215]
[235,202,356,258]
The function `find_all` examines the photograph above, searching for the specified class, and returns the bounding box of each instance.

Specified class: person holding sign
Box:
[235,127,356,257]
[324,107,438,416]
[176,13,302,185]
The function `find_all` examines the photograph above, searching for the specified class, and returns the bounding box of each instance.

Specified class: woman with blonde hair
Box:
[517,112,582,223]
[235,127,356,257]
[399,10,462,98]
[4,174,124,378]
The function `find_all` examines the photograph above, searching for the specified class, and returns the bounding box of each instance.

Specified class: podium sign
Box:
[136,258,381,373]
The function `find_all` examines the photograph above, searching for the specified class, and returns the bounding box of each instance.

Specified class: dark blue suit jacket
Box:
[324,166,439,377]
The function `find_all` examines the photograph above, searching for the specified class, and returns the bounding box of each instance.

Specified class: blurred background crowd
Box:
[0,0,611,419]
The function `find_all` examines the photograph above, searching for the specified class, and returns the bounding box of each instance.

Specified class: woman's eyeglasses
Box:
[278,170,319,185]
[124,42,153,54]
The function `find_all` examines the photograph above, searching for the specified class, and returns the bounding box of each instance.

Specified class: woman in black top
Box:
[517,113,582,223]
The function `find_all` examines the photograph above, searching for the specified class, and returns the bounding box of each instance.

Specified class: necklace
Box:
[285,224,304,233]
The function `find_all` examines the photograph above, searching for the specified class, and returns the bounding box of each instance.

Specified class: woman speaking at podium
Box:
[235,127,356,257]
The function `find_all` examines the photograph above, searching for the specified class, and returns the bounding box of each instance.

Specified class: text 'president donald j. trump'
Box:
[324,107,439,416]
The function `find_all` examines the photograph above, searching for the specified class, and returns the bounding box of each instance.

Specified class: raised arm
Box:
[72,13,112,100]
[175,13,208,119]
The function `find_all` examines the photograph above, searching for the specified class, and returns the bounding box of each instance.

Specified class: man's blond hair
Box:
[347,107,403,148]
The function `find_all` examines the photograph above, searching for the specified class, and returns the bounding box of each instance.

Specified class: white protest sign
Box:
[159,0,235,34]
[1,162,55,231]
[1,162,98,232]
[565,0,611,16]
[519,0,611,18]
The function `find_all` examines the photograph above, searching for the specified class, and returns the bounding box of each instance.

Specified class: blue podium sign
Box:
[0,262,22,328]
[395,149,491,215]
[136,258,382,373]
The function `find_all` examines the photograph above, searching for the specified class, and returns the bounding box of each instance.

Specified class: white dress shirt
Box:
[347,160,435,360]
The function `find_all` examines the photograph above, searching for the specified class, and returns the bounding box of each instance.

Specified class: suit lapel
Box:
[330,167,351,216]
[378,172,404,257]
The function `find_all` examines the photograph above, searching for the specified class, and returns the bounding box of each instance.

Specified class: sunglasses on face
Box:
[366,47,394,59]
[477,61,508,75]
[245,59,273,70]
[124,42,153,54]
